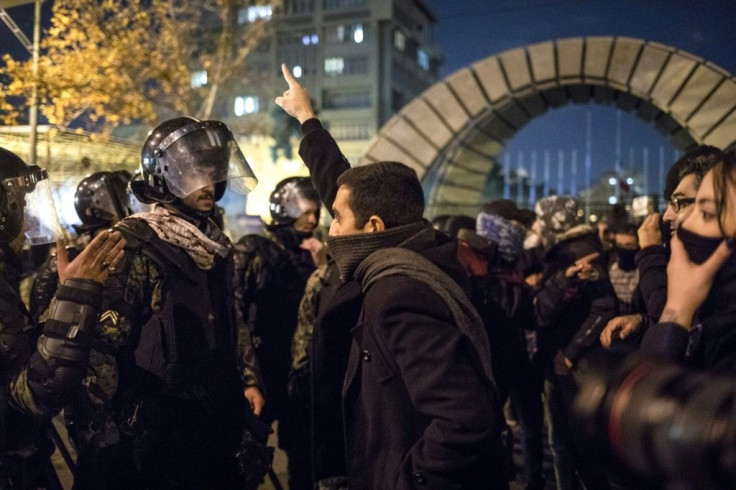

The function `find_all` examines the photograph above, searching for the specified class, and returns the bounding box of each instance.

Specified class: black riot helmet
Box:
[74,171,132,231]
[0,147,62,244]
[132,117,258,204]
[269,176,320,226]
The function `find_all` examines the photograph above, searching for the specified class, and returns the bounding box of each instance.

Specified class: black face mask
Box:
[614,246,638,271]
[677,225,729,265]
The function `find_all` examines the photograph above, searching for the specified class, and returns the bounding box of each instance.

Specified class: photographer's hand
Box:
[660,234,733,328]
[638,213,663,249]
[274,64,317,124]
[600,313,643,348]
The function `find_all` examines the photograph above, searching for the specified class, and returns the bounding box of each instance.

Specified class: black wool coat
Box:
[300,119,508,489]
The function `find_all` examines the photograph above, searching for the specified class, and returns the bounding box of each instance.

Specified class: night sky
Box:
[2,1,735,194]
[425,0,736,193]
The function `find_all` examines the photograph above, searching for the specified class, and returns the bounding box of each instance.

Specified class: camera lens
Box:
[573,351,736,489]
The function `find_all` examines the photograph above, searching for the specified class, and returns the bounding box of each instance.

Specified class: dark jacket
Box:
[641,258,736,373]
[534,229,618,363]
[474,269,534,366]
[635,245,669,327]
[299,119,507,489]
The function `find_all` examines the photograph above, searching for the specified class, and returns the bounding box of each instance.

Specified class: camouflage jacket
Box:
[233,230,315,357]
[65,217,261,450]
[291,264,326,374]
[291,262,333,373]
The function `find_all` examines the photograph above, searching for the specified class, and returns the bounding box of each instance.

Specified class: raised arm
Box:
[274,63,350,212]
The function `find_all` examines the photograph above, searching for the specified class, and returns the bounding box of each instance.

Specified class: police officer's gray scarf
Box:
[325,221,427,282]
[354,243,495,384]
[133,205,230,270]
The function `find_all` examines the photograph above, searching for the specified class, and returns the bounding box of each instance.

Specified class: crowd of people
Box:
[0,63,734,490]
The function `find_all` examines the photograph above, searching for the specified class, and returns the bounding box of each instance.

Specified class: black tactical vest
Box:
[114,219,241,400]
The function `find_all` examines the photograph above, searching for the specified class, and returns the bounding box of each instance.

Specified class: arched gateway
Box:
[357,36,736,217]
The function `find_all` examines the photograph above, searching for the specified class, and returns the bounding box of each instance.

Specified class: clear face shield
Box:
[155,120,258,198]
[3,166,63,245]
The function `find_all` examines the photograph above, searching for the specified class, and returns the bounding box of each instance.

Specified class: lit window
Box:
[293,65,303,78]
[417,49,429,70]
[234,96,260,116]
[327,23,365,45]
[353,24,364,43]
[394,30,405,51]
[238,5,272,24]
[325,57,345,75]
[191,70,208,88]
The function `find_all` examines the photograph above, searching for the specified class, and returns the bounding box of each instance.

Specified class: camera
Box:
[572,348,736,489]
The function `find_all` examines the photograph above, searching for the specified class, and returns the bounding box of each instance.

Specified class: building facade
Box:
[226,0,442,162]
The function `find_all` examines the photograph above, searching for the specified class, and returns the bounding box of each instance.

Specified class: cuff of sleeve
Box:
[635,246,665,262]
[301,118,322,136]
[242,369,260,389]
[640,321,690,361]
[55,279,103,307]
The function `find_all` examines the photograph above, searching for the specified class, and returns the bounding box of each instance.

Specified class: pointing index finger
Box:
[576,252,600,265]
[281,63,297,88]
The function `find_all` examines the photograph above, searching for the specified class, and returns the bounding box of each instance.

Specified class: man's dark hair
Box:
[336,161,424,228]
[663,145,723,199]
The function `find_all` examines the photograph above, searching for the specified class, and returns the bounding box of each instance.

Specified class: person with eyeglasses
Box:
[600,146,722,349]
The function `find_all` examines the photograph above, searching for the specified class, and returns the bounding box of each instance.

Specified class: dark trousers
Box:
[494,354,545,490]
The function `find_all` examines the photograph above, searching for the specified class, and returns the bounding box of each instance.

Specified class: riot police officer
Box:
[0,147,125,486]
[233,176,323,490]
[69,117,266,489]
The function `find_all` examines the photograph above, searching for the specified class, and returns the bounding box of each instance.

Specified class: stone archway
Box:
[357,36,736,216]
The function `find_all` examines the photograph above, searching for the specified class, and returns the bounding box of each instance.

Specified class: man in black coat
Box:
[275,64,508,489]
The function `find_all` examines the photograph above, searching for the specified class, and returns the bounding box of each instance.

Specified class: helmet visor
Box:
[156,120,258,198]
[3,167,62,245]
